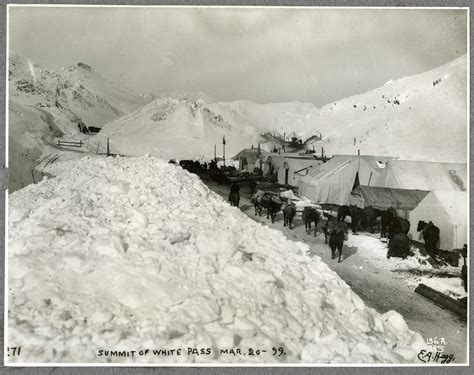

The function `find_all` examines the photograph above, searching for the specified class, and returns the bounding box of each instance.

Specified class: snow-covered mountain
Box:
[95,98,257,159]
[9,53,150,129]
[8,53,467,190]
[96,97,321,159]
[97,55,467,162]
[208,100,319,138]
[300,55,468,162]
[8,53,152,191]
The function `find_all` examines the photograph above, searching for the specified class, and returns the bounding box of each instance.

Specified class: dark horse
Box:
[253,193,282,223]
[321,212,337,244]
[358,206,381,233]
[264,195,282,223]
[283,203,297,229]
[417,221,440,257]
[327,220,349,262]
[388,216,410,241]
[302,206,320,236]
[337,205,363,233]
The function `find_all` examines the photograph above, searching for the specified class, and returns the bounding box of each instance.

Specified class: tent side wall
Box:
[408,194,466,251]
[297,161,357,205]
[298,156,389,205]
[453,223,468,250]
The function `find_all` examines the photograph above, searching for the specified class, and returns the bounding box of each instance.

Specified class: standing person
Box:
[461,244,468,292]
[249,179,257,197]
[229,182,240,207]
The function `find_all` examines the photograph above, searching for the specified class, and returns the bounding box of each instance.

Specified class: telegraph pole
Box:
[222,136,226,167]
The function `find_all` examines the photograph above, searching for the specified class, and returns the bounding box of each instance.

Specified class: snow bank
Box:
[345,233,466,299]
[420,277,467,300]
[8,156,425,364]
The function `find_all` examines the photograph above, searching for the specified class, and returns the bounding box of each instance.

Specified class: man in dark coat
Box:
[229,183,240,206]
[249,180,257,197]
[230,183,240,195]
[461,244,468,292]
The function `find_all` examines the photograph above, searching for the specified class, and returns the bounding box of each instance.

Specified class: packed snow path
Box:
[205,182,467,363]
[8,156,427,364]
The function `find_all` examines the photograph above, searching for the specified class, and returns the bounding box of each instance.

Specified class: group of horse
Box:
[335,205,440,259]
[249,192,441,262]
[250,192,349,262]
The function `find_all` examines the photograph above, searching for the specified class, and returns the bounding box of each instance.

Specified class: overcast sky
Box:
[9,6,468,106]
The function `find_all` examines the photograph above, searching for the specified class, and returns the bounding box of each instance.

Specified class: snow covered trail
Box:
[8,156,426,364]
[206,182,467,363]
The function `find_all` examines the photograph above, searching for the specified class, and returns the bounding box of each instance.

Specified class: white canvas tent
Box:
[377,160,467,191]
[232,148,268,172]
[408,191,468,251]
[276,157,321,186]
[298,155,393,205]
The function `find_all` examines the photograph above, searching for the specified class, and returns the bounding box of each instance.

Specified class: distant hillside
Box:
[98,56,467,163]
[96,96,321,159]
[8,53,152,191]
[208,100,319,137]
[9,53,467,191]
[298,55,468,162]
[95,98,260,159]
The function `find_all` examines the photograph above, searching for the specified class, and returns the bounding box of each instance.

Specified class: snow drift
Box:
[8,156,425,364]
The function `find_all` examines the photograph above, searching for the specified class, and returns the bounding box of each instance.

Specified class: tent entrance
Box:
[352,172,360,191]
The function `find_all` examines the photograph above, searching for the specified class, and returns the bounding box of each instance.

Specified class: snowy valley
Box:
[6,50,468,365]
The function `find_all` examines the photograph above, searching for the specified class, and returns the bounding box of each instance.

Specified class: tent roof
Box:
[382,160,467,191]
[231,148,268,162]
[282,158,321,173]
[300,154,394,183]
[349,185,430,210]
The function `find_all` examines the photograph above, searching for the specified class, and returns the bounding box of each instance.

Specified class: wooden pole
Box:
[222,136,226,167]
[96,142,100,155]
[415,283,467,319]
[223,143,225,167]
[214,144,216,162]
[107,138,110,157]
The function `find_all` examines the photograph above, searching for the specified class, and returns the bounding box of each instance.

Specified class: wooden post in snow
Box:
[107,138,110,157]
